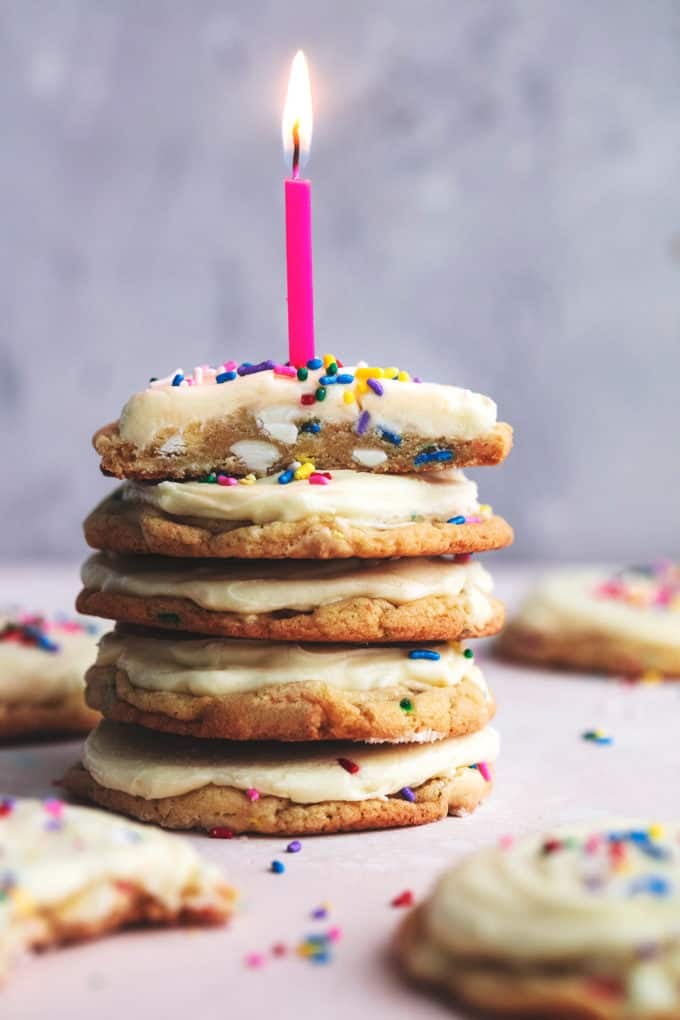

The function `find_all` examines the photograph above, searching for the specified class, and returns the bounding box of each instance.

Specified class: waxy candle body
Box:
[285,177,315,365]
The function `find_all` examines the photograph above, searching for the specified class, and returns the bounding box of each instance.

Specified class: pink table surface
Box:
[2,563,679,1020]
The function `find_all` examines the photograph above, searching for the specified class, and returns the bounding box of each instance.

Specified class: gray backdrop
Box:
[2,0,679,562]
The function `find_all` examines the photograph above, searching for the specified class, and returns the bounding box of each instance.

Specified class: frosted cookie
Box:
[499,564,680,677]
[63,720,499,835]
[85,630,495,742]
[0,614,103,741]
[93,357,512,481]
[77,553,504,643]
[397,822,680,1019]
[0,796,235,982]
[84,469,513,559]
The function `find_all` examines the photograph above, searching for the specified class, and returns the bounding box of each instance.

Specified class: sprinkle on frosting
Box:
[0,614,99,654]
[594,563,680,613]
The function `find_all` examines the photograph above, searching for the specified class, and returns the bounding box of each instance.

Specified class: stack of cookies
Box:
[65,356,513,836]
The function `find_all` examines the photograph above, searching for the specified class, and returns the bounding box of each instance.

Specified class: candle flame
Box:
[282,50,313,177]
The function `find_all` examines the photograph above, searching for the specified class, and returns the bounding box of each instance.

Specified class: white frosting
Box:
[81,554,495,617]
[0,796,230,976]
[96,631,489,697]
[118,367,498,450]
[123,468,481,528]
[514,569,680,648]
[83,721,500,802]
[418,822,680,1011]
[0,618,101,704]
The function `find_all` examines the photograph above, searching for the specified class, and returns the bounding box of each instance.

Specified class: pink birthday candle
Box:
[282,51,315,366]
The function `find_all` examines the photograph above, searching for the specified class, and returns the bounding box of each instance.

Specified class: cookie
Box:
[93,357,512,480]
[0,614,103,741]
[0,795,235,982]
[499,564,680,677]
[77,553,504,643]
[397,822,680,1019]
[85,630,496,742]
[84,472,514,559]
[63,720,499,834]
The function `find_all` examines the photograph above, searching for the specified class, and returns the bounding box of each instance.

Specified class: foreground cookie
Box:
[397,822,680,1020]
[84,469,513,559]
[0,796,235,982]
[93,358,512,481]
[63,720,499,834]
[0,614,102,740]
[499,564,680,676]
[85,630,495,742]
[78,553,504,643]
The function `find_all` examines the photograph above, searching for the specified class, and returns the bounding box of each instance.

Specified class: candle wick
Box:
[292,120,301,180]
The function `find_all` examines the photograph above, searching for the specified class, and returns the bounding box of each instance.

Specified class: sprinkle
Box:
[384,366,399,379]
[414,449,454,466]
[315,386,327,402]
[629,875,672,897]
[318,375,337,385]
[157,612,181,625]
[336,373,354,384]
[463,648,474,659]
[400,787,416,803]
[239,474,256,485]
[398,370,410,382]
[327,926,342,942]
[245,952,266,969]
[582,730,613,745]
[238,360,276,376]
[286,840,302,853]
[297,366,309,381]
[307,357,323,370]
[399,698,413,713]
[209,827,234,839]
[323,353,336,368]
[542,838,562,855]
[217,474,238,486]
[408,649,441,661]
[294,461,315,481]
[171,373,184,386]
[499,834,515,849]
[355,366,384,379]
[311,905,329,919]
[367,378,384,396]
[216,370,237,383]
[300,421,321,433]
[649,824,666,840]
[301,393,316,406]
[271,943,288,957]
[356,410,371,435]
[246,788,260,802]
[391,890,414,908]
[326,361,338,376]
[448,515,466,525]
[43,798,64,818]
[378,427,401,446]
[343,391,355,404]
[274,364,297,378]
[337,757,360,774]
[0,799,14,818]
[271,860,285,874]
[309,473,330,485]
[278,469,294,485]
[476,761,492,782]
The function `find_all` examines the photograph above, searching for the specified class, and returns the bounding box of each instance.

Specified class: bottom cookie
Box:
[63,720,498,835]
[397,822,680,1020]
[0,796,235,983]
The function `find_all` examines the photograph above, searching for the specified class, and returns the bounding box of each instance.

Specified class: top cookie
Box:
[93,356,512,481]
